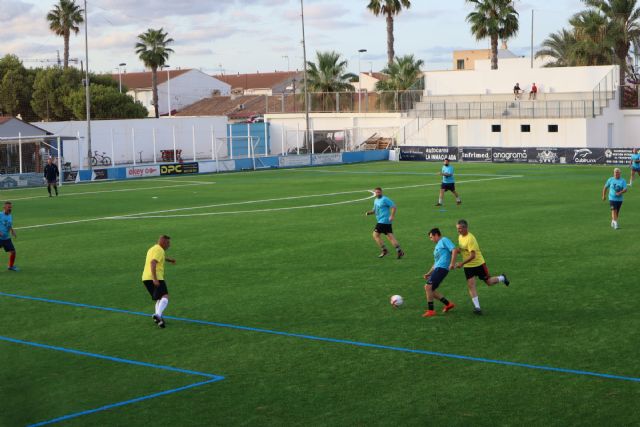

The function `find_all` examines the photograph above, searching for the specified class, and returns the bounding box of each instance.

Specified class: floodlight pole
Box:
[358,49,367,113]
[530,9,534,69]
[118,62,126,93]
[300,0,311,152]
[83,0,92,171]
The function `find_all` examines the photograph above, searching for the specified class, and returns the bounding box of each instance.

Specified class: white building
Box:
[117,69,231,117]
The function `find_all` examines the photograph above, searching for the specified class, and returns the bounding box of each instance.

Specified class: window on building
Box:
[548,124,559,133]
[521,124,531,132]
[456,59,465,70]
[491,124,501,132]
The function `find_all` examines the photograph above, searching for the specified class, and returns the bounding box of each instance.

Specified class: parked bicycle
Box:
[91,151,112,166]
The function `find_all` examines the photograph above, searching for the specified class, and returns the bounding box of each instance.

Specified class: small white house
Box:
[117,69,231,117]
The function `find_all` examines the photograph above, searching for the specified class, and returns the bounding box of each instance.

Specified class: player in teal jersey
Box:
[365,187,405,259]
[436,158,461,206]
[602,168,627,229]
[0,201,18,271]
[630,148,640,186]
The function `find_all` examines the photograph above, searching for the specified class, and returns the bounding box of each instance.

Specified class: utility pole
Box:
[83,0,92,170]
[300,0,311,151]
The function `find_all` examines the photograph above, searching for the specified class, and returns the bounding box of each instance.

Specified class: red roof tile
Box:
[110,69,191,90]
[213,71,301,90]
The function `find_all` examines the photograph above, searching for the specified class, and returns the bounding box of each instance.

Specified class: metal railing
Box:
[265,90,424,114]
[592,67,618,115]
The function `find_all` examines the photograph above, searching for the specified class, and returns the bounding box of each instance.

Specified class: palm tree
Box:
[46,0,84,69]
[535,28,578,67]
[305,51,356,112]
[466,0,519,70]
[135,28,174,118]
[367,0,412,66]
[583,0,640,85]
[375,54,424,91]
[570,10,614,66]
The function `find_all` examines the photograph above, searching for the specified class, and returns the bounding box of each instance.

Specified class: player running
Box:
[602,168,627,230]
[436,158,461,206]
[630,148,640,186]
[365,187,405,259]
[450,219,509,315]
[422,228,456,317]
[43,157,60,197]
[0,201,18,271]
[141,235,176,328]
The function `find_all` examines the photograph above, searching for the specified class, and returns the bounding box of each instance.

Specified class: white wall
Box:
[32,117,228,168]
[413,118,587,147]
[425,65,616,96]
[266,113,410,154]
[475,56,550,71]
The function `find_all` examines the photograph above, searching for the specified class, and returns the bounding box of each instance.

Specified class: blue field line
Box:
[2,291,640,384]
[0,335,224,426]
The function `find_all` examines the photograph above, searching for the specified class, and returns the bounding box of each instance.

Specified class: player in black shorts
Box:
[422,228,456,317]
[43,157,59,197]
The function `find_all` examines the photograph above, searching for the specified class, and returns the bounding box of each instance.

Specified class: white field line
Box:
[15,176,520,229]
[148,178,217,184]
[8,182,216,201]
[292,169,519,177]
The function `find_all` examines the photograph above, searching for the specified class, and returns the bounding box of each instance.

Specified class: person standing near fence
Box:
[43,158,59,197]
[629,148,640,186]
[0,202,18,271]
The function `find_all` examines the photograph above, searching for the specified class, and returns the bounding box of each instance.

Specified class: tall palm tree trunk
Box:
[151,67,159,118]
[63,32,70,68]
[386,12,395,66]
[490,34,499,70]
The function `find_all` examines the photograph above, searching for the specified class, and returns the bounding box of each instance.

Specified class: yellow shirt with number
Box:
[142,244,165,281]
[458,232,485,267]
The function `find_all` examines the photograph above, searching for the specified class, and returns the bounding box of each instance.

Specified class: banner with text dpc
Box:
[399,147,633,165]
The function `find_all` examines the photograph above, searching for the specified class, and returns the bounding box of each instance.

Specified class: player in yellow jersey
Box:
[449,219,509,315]
[142,235,176,328]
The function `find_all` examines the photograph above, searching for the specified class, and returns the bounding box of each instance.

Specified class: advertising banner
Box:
[526,148,567,164]
[92,169,108,180]
[160,162,199,176]
[566,148,605,165]
[126,166,161,178]
[459,147,492,162]
[311,153,342,165]
[603,148,634,165]
[63,171,79,182]
[398,147,458,161]
[279,155,311,167]
[491,148,529,163]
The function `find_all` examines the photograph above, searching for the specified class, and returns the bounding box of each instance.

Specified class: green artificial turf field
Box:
[1,161,638,426]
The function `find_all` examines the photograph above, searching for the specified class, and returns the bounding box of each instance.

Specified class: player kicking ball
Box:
[365,187,405,259]
[450,219,509,315]
[141,235,176,328]
[422,228,456,317]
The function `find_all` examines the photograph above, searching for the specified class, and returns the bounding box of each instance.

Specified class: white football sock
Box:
[438,198,443,204]
[472,297,480,309]
[154,300,160,315]
[497,275,505,283]
[157,297,169,317]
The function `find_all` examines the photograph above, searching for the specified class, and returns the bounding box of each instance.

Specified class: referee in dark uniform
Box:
[43,157,59,197]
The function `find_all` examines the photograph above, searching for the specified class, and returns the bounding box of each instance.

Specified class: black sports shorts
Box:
[441,183,456,192]
[143,280,169,301]
[374,223,393,235]
[427,267,449,290]
[609,200,623,213]
[0,239,15,252]
[464,263,490,281]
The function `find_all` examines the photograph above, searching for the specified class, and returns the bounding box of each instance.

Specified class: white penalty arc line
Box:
[8,182,217,201]
[15,176,520,230]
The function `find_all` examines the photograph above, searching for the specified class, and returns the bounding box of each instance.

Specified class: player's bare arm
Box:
[449,248,460,269]
[456,251,476,269]
[166,257,176,264]
[424,266,434,280]
[389,206,397,221]
[150,259,159,286]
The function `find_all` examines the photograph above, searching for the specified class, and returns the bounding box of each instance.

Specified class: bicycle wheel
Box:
[102,157,112,166]
[91,157,97,166]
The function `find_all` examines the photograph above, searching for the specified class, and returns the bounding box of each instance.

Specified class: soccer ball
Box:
[390,295,404,307]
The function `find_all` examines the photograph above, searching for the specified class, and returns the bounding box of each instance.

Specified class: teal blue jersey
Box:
[605,177,627,201]
[433,237,455,270]
[632,153,640,169]
[0,212,13,240]
[373,196,395,224]
[441,165,455,184]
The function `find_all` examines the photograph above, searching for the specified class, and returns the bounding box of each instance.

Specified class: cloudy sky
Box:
[1,0,583,75]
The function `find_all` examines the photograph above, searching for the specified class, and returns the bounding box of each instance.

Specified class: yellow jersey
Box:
[458,232,485,267]
[142,244,166,281]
